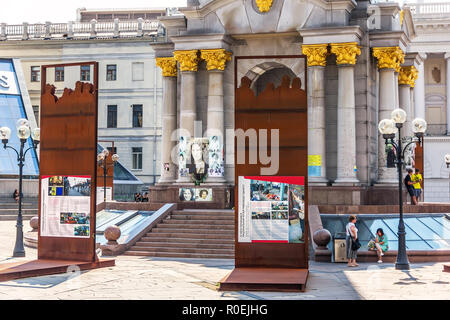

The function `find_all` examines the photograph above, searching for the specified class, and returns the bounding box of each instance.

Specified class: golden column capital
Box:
[156,57,177,77]
[330,42,361,65]
[372,47,405,72]
[173,50,199,72]
[302,44,328,67]
[200,49,232,71]
[398,65,419,88]
[255,0,273,13]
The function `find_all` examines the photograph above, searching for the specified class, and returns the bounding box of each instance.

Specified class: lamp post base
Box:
[13,250,25,257]
[395,262,410,270]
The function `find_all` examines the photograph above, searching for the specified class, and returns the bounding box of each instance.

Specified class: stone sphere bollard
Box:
[30,216,39,231]
[313,228,331,250]
[104,225,121,245]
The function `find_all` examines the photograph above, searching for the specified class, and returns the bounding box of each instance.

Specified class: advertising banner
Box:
[40,175,91,238]
[238,176,305,244]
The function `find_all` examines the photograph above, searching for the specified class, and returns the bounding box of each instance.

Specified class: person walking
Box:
[13,189,19,203]
[346,215,359,267]
[404,168,417,205]
[412,168,423,203]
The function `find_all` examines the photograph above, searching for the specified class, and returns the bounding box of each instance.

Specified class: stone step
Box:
[151,228,234,235]
[134,241,235,250]
[129,246,234,255]
[123,251,234,259]
[139,237,235,245]
[0,203,37,208]
[0,209,38,215]
[164,219,234,225]
[172,210,234,216]
[145,232,234,240]
[0,215,33,221]
[157,223,234,230]
[171,215,234,221]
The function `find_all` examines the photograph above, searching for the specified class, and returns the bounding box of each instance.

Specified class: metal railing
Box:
[408,2,450,17]
[0,18,164,41]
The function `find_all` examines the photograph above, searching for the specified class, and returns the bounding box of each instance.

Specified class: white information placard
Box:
[96,186,112,204]
[238,176,305,243]
[40,175,91,238]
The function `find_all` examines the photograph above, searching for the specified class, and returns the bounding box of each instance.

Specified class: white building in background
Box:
[0,9,167,186]
[407,1,450,202]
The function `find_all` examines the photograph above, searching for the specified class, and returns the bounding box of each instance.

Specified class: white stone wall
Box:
[423,136,450,202]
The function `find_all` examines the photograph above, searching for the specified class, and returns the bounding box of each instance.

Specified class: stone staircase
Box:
[0,198,38,221]
[124,209,235,259]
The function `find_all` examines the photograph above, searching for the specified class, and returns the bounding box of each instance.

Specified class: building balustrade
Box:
[0,18,164,41]
[408,2,450,18]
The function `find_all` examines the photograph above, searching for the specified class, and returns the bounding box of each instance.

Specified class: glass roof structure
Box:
[322,214,450,251]
[0,59,39,177]
[97,144,140,182]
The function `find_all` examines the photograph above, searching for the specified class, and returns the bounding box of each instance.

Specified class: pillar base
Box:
[205,176,227,184]
[333,178,359,186]
[308,177,328,186]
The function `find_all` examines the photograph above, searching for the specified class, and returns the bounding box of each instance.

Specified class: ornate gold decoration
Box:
[255,0,273,13]
[302,44,328,67]
[372,47,405,72]
[173,50,199,72]
[200,49,232,71]
[400,10,404,26]
[399,65,419,88]
[156,57,177,77]
[330,42,361,65]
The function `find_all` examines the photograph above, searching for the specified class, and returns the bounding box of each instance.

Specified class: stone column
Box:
[156,57,178,184]
[330,42,361,185]
[446,53,450,134]
[302,44,328,184]
[173,50,199,182]
[414,53,427,120]
[200,49,232,183]
[398,66,418,136]
[373,46,405,184]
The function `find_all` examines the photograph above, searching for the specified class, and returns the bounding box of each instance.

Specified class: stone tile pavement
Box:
[0,221,449,299]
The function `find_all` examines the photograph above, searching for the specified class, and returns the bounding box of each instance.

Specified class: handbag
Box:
[349,231,361,251]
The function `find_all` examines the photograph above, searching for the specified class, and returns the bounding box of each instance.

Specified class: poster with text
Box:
[96,186,112,205]
[238,176,305,243]
[40,175,91,238]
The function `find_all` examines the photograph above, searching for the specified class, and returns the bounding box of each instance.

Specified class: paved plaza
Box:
[0,221,449,300]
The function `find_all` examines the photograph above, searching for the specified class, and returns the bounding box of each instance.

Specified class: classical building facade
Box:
[152,0,431,206]
[0,12,166,186]
[406,1,450,202]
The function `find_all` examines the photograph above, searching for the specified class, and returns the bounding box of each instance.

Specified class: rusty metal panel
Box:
[38,62,98,262]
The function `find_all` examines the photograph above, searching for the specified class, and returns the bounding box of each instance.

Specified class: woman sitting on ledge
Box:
[368,228,389,263]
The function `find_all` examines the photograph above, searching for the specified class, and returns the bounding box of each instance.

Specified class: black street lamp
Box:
[0,119,40,257]
[378,109,427,270]
[97,149,119,203]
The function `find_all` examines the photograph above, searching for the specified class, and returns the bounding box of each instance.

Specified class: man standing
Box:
[404,168,417,205]
[412,168,423,203]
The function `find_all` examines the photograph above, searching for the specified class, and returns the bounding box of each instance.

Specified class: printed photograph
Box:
[251,211,270,219]
[48,176,64,186]
[64,176,91,196]
[179,188,195,201]
[60,212,90,225]
[195,188,213,201]
[271,201,288,211]
[271,211,288,220]
[74,225,90,237]
[288,184,305,243]
[250,180,288,201]
[48,186,64,196]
